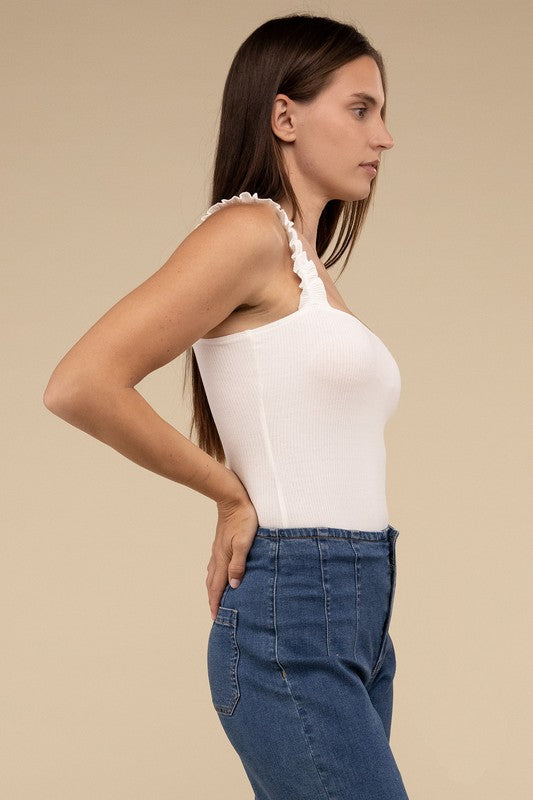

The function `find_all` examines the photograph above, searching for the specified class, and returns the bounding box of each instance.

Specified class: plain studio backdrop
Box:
[2,1,532,798]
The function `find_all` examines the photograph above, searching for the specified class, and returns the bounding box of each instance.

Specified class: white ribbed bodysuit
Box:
[192,192,401,530]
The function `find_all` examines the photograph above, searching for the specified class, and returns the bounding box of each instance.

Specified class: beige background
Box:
[3,0,532,797]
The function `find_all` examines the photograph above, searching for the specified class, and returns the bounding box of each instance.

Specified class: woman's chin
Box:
[335,187,372,203]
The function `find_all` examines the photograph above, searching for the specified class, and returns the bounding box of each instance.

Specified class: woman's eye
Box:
[353,107,367,119]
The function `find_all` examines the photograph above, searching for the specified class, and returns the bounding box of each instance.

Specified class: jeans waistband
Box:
[255,524,399,542]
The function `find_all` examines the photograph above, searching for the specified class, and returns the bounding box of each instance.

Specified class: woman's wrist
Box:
[212,465,250,508]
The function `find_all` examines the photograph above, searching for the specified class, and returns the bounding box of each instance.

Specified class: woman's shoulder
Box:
[197,194,286,236]
[191,196,289,268]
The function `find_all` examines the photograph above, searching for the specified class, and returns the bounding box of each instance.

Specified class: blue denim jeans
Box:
[207,524,410,799]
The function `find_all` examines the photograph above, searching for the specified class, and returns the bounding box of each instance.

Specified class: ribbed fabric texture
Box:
[192,192,401,530]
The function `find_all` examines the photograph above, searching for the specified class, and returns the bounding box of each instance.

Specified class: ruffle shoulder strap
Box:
[194,191,327,309]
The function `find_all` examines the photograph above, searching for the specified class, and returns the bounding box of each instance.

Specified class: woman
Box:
[44,13,409,800]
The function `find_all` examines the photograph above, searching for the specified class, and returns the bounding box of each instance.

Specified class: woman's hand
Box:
[206,494,259,620]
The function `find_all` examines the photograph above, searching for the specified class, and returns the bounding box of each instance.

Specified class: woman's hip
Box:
[212,524,400,691]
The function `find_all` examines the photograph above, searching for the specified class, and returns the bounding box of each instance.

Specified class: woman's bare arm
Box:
[43,202,285,618]
[42,202,280,506]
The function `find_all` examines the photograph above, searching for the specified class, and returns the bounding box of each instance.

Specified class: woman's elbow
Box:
[42,369,88,419]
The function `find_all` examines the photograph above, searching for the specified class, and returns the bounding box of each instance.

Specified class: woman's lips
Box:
[360,164,377,176]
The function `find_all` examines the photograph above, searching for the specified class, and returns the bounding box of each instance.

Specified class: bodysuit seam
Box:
[248,332,289,526]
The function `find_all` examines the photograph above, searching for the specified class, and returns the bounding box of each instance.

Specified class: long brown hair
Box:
[185,13,389,463]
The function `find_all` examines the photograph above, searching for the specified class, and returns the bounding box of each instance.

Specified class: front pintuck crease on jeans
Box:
[206,524,410,800]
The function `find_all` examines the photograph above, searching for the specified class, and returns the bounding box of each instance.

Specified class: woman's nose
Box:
[372,117,394,150]
[380,125,394,150]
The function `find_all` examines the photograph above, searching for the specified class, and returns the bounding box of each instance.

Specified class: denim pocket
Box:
[207,606,240,715]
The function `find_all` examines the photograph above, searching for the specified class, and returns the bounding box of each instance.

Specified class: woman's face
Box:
[274,55,394,203]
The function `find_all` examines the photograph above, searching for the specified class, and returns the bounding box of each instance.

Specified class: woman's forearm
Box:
[44,381,246,506]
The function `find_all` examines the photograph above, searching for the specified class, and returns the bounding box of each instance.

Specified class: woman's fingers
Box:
[207,497,259,619]
[206,535,252,619]
[208,561,230,620]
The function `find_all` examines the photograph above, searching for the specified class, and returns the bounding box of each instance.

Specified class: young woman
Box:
[44,13,410,800]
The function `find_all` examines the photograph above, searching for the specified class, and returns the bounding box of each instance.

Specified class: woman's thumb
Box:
[228,554,246,589]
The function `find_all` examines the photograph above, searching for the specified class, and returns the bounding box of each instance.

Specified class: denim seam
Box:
[272,533,285,677]
[212,611,240,715]
[317,538,330,657]
[267,538,279,674]
[369,538,397,682]
[348,538,360,661]
[273,531,332,800]
[280,670,333,800]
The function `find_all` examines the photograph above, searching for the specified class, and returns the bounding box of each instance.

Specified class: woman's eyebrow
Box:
[349,92,384,109]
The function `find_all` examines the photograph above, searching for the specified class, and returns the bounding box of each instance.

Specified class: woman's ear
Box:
[271,94,297,143]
